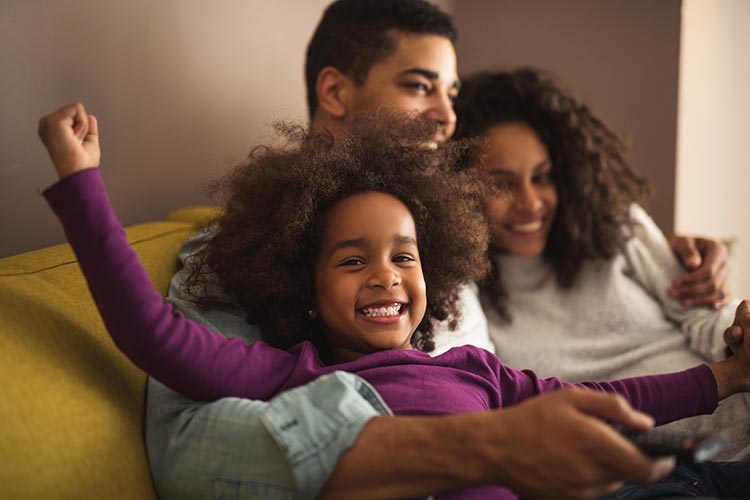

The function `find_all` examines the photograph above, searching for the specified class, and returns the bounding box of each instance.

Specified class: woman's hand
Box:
[666,235,730,309]
[38,102,100,179]
[709,300,750,399]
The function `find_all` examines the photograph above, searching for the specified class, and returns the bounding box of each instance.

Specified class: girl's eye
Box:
[340,258,365,266]
[393,255,415,263]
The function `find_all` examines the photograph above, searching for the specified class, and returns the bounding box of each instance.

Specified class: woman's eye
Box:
[534,172,553,184]
[493,180,516,194]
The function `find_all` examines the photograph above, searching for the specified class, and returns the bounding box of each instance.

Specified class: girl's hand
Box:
[723,300,749,355]
[710,300,750,399]
[38,102,100,179]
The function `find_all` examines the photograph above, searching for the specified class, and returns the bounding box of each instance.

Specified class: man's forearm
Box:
[320,389,677,500]
[319,413,495,499]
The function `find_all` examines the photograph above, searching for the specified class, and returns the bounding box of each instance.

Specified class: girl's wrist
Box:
[708,358,746,400]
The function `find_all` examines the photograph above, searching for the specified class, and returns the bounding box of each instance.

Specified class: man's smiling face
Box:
[350,32,459,143]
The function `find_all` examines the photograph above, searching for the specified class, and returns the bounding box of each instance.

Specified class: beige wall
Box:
[0,0,331,257]
[453,0,681,233]
[675,0,750,297]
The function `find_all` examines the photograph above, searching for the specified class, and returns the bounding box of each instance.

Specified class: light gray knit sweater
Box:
[484,204,749,460]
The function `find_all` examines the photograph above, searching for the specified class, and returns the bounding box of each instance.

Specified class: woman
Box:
[453,68,750,460]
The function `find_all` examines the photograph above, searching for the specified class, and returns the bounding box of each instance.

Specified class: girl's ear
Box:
[315,66,353,120]
[308,308,318,319]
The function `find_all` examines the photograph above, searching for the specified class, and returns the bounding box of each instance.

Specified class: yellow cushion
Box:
[166,205,222,226]
[0,219,199,500]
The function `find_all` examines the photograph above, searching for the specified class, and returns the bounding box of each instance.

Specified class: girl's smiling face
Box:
[313,191,427,362]
[482,122,558,257]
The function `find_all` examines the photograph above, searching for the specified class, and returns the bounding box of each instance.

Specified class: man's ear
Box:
[315,66,353,120]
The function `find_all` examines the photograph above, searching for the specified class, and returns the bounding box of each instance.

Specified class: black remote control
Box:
[614,426,727,463]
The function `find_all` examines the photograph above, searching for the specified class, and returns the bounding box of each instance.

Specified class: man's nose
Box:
[424,93,456,140]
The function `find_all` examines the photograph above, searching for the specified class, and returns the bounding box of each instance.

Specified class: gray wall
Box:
[454,0,681,232]
[0,0,331,257]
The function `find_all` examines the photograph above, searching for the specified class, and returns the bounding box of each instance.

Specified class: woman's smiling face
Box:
[313,191,427,362]
[482,122,558,257]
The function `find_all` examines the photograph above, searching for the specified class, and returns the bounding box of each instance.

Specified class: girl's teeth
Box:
[362,305,401,317]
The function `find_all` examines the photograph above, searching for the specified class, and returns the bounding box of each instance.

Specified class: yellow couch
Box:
[0,206,219,500]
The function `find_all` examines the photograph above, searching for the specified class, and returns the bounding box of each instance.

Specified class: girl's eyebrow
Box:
[329,238,365,257]
[394,235,417,246]
[488,158,551,176]
[327,235,417,258]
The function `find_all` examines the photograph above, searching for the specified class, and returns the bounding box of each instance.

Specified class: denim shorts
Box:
[600,459,750,499]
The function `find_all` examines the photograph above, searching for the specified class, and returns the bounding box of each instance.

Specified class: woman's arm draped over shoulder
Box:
[623,204,738,361]
[43,169,298,402]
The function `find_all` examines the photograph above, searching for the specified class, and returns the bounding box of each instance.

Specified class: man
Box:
[146,1,729,499]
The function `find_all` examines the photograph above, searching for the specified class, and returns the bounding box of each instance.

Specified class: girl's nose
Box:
[367,264,400,289]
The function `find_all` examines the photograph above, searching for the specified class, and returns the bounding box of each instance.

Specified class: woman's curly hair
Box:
[453,68,651,319]
[187,113,490,358]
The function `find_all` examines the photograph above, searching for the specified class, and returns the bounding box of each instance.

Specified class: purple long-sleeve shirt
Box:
[45,169,718,500]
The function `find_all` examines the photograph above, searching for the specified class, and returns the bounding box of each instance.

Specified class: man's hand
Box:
[320,388,674,500]
[38,102,100,179]
[667,235,730,308]
[487,388,675,500]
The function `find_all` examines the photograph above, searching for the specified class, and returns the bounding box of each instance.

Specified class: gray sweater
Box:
[484,204,749,460]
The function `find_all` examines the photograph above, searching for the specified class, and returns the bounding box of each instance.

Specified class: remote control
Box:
[614,426,727,463]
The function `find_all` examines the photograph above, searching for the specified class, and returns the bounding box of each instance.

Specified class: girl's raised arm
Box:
[38,104,299,402]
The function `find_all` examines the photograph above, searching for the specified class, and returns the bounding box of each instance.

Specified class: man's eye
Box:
[406,82,429,92]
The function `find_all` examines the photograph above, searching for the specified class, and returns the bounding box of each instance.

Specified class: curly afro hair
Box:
[188,113,490,358]
[453,68,651,319]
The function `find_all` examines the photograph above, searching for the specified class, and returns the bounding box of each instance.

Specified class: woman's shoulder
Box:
[623,203,674,256]
[626,203,661,237]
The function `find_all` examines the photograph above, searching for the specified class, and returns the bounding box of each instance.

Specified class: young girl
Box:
[453,68,750,460]
[39,102,750,500]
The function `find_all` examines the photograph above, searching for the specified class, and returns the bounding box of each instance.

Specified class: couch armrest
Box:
[0,218,197,500]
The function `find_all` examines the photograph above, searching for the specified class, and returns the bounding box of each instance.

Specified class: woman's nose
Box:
[513,182,543,212]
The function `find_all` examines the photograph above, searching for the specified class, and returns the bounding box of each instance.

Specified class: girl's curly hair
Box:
[187,113,490,357]
[453,68,651,319]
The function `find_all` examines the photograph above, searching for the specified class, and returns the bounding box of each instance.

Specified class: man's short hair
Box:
[305,0,457,119]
